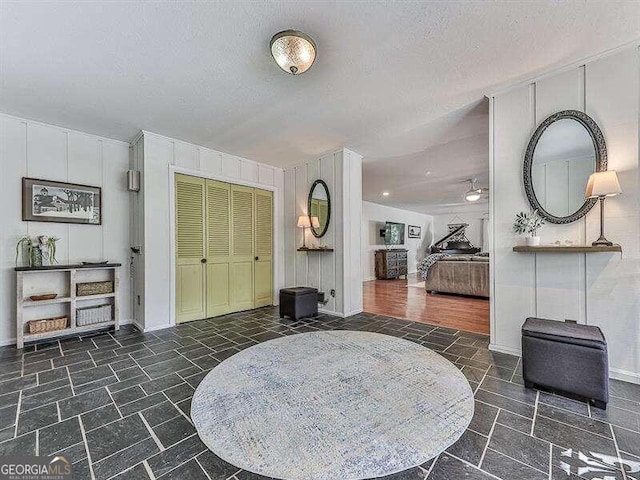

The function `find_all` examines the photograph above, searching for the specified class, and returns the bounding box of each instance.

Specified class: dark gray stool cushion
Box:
[279,287,318,320]
[522,317,608,409]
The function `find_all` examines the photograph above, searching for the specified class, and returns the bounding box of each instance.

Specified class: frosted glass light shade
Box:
[465,190,482,202]
[297,215,311,228]
[270,30,317,75]
[585,171,622,198]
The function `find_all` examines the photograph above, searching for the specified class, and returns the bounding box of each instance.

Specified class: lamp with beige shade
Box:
[297,215,314,250]
[585,170,622,246]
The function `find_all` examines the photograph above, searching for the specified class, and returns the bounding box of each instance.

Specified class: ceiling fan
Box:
[464,178,489,202]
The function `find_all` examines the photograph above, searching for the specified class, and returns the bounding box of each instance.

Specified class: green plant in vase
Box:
[513,210,545,246]
[38,236,60,265]
[15,235,60,267]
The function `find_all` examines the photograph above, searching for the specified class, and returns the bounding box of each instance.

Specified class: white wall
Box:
[0,113,131,345]
[284,148,363,316]
[342,149,364,316]
[132,131,285,332]
[362,202,433,281]
[432,207,489,252]
[490,46,640,383]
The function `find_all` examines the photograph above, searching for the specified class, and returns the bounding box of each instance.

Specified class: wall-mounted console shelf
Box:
[513,245,622,253]
[297,247,334,252]
[15,263,120,349]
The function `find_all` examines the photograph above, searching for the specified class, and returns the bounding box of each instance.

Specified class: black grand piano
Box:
[430,223,481,255]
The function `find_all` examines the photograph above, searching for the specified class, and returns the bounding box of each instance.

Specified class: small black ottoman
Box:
[279,287,318,320]
[522,317,608,409]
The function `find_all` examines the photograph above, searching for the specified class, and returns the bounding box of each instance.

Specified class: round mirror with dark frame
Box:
[523,110,608,224]
[308,179,331,238]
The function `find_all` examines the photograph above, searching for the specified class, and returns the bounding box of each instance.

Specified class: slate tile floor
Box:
[0,307,639,480]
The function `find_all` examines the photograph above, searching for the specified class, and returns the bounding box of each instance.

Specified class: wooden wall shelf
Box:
[297,247,334,252]
[15,263,120,348]
[513,245,622,253]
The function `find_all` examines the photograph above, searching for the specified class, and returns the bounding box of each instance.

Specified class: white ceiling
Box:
[1,1,639,211]
[363,99,489,214]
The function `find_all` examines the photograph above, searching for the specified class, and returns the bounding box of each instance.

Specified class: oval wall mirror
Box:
[308,179,330,238]
[524,110,607,224]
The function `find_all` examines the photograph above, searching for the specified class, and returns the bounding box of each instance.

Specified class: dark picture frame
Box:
[22,177,102,225]
[408,225,421,238]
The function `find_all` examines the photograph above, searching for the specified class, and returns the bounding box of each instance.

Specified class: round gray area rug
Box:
[191,330,474,480]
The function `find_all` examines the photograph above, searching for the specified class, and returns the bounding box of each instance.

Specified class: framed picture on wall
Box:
[22,178,102,225]
[408,225,421,238]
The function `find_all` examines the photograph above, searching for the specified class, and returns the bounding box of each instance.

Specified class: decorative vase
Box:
[526,236,541,246]
[30,246,43,267]
[20,243,31,267]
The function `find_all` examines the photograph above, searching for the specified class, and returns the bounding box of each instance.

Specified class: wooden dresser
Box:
[374,249,408,280]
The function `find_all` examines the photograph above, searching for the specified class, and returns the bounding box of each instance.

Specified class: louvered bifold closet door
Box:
[175,174,206,323]
[230,184,255,312]
[254,189,273,308]
[206,180,232,317]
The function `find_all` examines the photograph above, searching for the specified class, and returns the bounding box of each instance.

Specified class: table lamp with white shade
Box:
[297,215,312,249]
[584,170,622,246]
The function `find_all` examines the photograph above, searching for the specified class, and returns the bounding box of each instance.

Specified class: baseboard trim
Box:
[318,309,363,318]
[142,323,172,333]
[488,343,521,356]
[609,367,640,385]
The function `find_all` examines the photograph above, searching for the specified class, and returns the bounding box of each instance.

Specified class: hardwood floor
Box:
[363,275,490,335]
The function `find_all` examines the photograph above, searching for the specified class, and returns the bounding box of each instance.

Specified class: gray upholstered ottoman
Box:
[279,287,318,320]
[522,317,608,409]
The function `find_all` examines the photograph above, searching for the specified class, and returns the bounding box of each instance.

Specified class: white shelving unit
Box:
[15,263,120,349]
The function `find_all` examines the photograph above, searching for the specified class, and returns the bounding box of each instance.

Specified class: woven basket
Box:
[28,316,68,334]
[76,305,113,326]
[77,281,113,296]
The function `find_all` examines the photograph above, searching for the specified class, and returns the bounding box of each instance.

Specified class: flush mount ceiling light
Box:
[382,191,390,197]
[464,178,488,202]
[270,30,317,75]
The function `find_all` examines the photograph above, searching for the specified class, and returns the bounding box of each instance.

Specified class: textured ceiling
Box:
[1,1,639,209]
[363,100,490,214]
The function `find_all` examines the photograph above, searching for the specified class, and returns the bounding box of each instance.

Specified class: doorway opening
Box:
[360,99,490,336]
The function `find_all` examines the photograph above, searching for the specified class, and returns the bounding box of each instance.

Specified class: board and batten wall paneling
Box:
[284,152,340,313]
[490,46,640,383]
[0,113,131,345]
[283,148,363,316]
[319,152,338,313]
[135,131,284,332]
[342,149,363,316]
[130,134,145,329]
